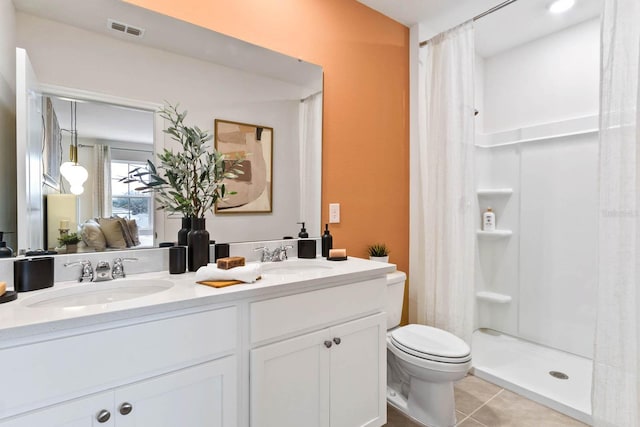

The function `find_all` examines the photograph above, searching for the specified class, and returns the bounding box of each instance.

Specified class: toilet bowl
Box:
[386,271,471,427]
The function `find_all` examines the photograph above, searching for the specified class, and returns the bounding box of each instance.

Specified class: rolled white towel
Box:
[195,262,262,284]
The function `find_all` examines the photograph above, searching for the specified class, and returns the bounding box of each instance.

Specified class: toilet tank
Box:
[386,271,407,330]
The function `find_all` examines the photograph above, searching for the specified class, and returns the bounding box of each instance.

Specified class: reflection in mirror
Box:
[12,0,323,254]
[43,96,155,253]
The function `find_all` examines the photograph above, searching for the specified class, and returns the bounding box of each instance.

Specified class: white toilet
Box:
[386,271,471,427]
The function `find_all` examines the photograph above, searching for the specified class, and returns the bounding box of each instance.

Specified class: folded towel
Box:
[195,263,262,284]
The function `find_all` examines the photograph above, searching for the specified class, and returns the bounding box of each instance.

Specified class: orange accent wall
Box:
[126,0,410,323]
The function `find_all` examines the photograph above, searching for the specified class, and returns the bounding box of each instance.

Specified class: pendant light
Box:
[60,101,88,195]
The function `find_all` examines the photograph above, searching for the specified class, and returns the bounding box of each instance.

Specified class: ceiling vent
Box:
[108,19,145,38]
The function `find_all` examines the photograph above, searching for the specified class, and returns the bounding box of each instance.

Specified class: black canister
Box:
[169,246,187,274]
[214,243,230,261]
[298,239,317,259]
[14,257,54,292]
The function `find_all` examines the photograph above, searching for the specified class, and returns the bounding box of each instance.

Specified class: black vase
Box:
[178,217,191,246]
[188,217,210,272]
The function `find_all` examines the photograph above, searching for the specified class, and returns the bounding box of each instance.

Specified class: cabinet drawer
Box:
[250,278,385,344]
[0,306,236,419]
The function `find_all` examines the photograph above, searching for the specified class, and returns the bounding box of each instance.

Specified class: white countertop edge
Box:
[0,257,396,345]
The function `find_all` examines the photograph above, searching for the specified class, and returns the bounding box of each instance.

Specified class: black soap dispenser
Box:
[0,232,13,258]
[297,222,309,238]
[322,224,333,258]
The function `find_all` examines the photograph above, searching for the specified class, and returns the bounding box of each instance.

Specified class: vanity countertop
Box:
[0,257,395,343]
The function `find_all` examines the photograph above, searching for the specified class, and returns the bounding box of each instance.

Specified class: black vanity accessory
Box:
[297,239,317,259]
[321,224,333,258]
[0,291,17,304]
[214,243,230,261]
[169,246,186,274]
[0,231,14,258]
[14,256,54,292]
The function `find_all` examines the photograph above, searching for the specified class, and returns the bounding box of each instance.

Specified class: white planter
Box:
[369,256,389,263]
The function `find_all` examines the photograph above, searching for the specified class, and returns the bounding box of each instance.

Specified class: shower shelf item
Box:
[477,188,513,196]
[475,291,512,304]
[476,230,512,239]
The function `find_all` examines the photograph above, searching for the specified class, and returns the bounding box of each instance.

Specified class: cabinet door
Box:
[329,313,387,427]
[115,356,236,427]
[0,392,114,427]
[251,328,330,427]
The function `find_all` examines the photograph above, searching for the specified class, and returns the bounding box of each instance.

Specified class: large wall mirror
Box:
[12,0,323,254]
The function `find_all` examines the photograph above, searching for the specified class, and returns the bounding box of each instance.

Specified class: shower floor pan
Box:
[471,328,592,425]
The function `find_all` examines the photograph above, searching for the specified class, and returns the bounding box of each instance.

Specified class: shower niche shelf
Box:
[477,229,512,239]
[477,188,513,196]
[476,291,512,304]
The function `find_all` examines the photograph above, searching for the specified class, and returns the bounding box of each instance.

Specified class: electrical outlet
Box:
[329,203,340,223]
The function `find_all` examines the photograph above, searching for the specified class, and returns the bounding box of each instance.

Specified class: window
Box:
[111,161,153,246]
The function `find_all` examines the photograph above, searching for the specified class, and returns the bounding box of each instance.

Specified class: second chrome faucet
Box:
[64,257,138,282]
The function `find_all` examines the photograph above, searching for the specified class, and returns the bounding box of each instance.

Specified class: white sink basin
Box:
[261,261,333,275]
[21,279,174,309]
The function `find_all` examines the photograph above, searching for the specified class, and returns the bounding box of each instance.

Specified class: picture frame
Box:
[214,119,273,214]
[43,97,61,190]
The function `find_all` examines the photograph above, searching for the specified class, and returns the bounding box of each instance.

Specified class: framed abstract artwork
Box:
[43,97,61,190]
[214,119,273,214]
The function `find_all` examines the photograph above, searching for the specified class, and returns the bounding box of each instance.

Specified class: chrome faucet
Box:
[64,260,94,282]
[112,257,138,279]
[254,244,293,262]
[63,257,138,282]
[94,261,112,282]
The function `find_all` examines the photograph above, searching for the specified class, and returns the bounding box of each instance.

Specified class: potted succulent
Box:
[124,103,244,271]
[367,243,390,263]
[59,232,81,253]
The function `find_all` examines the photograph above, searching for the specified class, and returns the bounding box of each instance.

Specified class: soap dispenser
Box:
[322,224,333,257]
[0,232,13,258]
[297,222,309,238]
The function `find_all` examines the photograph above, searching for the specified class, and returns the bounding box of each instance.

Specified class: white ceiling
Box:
[50,96,154,145]
[357,0,602,57]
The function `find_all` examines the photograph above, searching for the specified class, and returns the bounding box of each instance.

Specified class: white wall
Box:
[16,13,305,244]
[0,0,17,250]
[482,18,600,134]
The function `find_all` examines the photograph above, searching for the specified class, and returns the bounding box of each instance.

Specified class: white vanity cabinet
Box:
[0,306,238,427]
[249,278,387,427]
[0,357,236,427]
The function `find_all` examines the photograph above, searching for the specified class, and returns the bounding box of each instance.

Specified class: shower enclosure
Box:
[473,117,597,424]
[471,12,601,425]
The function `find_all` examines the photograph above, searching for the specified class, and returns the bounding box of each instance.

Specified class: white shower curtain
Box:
[299,92,322,232]
[416,21,476,343]
[94,144,112,218]
[592,0,640,425]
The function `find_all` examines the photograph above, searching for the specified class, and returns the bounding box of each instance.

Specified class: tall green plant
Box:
[124,103,243,218]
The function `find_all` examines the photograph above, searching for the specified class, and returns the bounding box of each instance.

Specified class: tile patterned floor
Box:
[385,374,588,427]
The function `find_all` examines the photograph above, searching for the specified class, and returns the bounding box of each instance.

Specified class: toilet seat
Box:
[390,325,471,364]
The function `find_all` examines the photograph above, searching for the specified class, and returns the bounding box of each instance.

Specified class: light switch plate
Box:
[329,203,340,223]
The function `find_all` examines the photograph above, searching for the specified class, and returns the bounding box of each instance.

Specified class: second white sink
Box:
[20,279,174,309]
[261,260,333,275]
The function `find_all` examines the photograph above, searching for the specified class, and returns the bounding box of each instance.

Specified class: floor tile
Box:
[457,417,487,427]
[454,374,503,416]
[472,389,588,427]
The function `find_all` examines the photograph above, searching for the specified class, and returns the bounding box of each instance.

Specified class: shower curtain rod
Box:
[419,0,519,47]
[77,143,153,154]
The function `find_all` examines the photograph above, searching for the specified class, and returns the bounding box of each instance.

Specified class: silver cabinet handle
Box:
[333,337,341,345]
[324,340,332,348]
[119,402,133,415]
[96,409,111,423]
